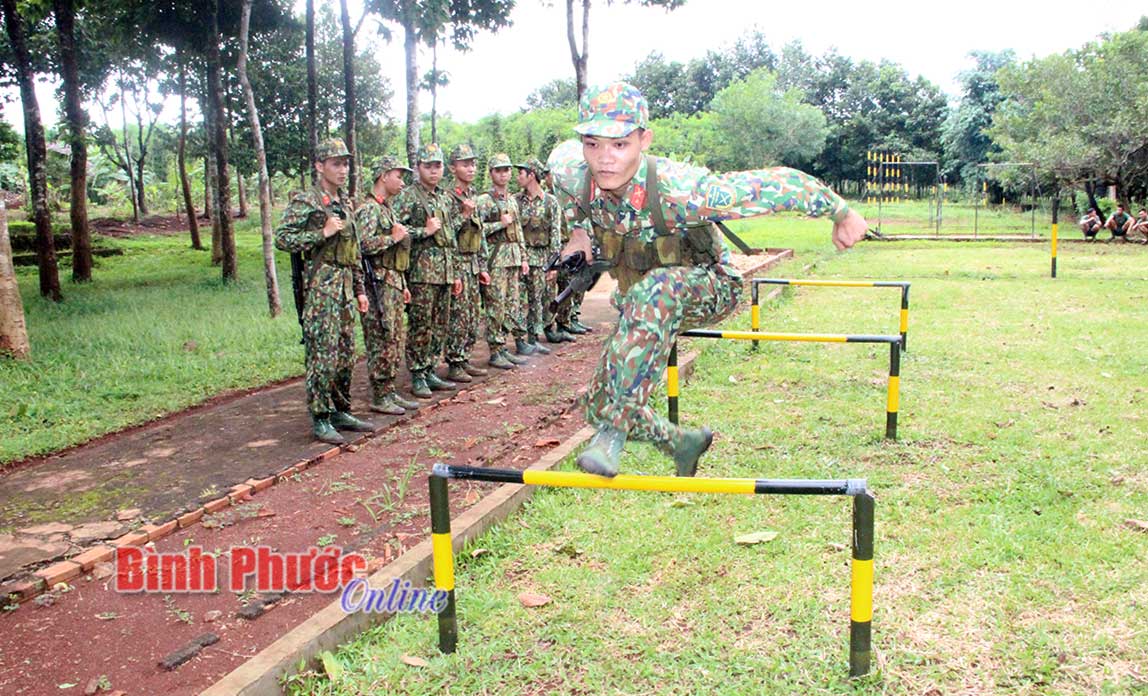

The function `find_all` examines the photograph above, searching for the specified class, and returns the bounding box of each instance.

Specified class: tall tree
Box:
[566,0,684,102]
[942,50,1015,184]
[339,0,358,197]
[176,50,203,249]
[206,0,237,281]
[238,0,281,316]
[52,0,92,282]
[0,204,30,358]
[1,0,61,301]
[306,0,318,182]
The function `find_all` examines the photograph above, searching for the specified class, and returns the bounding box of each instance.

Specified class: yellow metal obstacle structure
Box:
[429,463,876,678]
[750,278,911,351]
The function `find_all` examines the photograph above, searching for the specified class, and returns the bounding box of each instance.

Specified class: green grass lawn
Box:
[288,220,1148,694]
[852,199,1049,237]
[0,218,310,465]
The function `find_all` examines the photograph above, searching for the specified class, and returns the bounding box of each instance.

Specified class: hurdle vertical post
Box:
[667,342,680,425]
[430,475,458,653]
[898,285,910,352]
[850,490,875,677]
[1051,193,1059,279]
[750,282,761,351]
[886,339,901,440]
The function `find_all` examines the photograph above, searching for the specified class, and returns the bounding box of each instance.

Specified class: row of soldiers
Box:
[274,138,591,445]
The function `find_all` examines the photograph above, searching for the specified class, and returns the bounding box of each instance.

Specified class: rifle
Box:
[545,250,611,314]
[288,210,330,341]
[352,211,387,336]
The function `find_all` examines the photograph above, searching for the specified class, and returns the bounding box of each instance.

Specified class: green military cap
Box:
[417,143,445,163]
[488,152,513,169]
[371,155,412,182]
[574,82,649,138]
[449,143,478,162]
[515,158,549,178]
[315,138,351,162]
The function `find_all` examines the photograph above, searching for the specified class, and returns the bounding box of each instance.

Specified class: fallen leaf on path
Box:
[484,398,506,406]
[518,592,552,608]
[463,488,482,505]
[734,530,779,545]
[534,438,560,448]
[463,437,480,449]
[1124,519,1148,533]
[401,655,429,668]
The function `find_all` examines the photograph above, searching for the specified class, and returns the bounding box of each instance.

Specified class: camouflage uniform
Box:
[392,144,458,384]
[514,163,563,342]
[477,154,527,355]
[355,155,413,405]
[273,142,365,425]
[550,84,852,475]
[445,144,488,371]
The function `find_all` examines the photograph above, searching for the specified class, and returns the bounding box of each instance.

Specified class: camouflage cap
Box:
[417,143,445,163]
[488,152,513,169]
[315,138,351,162]
[449,143,478,162]
[573,82,649,138]
[515,158,549,179]
[371,155,412,182]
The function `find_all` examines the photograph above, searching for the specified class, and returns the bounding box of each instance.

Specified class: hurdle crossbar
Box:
[750,278,911,351]
[429,463,875,678]
[668,331,902,440]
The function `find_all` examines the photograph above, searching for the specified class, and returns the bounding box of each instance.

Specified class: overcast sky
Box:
[3,0,1145,130]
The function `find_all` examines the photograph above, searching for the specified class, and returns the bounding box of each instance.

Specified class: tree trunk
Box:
[134,102,149,218]
[177,54,202,250]
[429,41,438,143]
[237,171,248,218]
[53,0,91,283]
[239,0,281,317]
[306,0,318,184]
[403,12,419,167]
[566,0,591,102]
[119,81,139,225]
[0,203,31,358]
[340,0,357,198]
[3,0,61,302]
[208,0,237,282]
[204,150,213,220]
[206,108,222,265]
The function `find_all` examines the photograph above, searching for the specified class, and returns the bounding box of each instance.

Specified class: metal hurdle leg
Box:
[885,340,901,440]
[430,475,457,653]
[667,342,679,425]
[850,491,875,677]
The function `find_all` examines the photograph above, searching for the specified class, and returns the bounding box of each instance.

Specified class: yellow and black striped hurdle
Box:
[429,463,876,678]
[668,330,903,439]
[751,278,911,351]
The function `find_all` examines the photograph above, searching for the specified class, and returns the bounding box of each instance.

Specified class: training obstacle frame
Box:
[429,463,876,678]
[749,278,911,351]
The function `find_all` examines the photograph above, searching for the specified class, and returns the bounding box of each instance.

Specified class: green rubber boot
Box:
[502,348,528,365]
[514,338,536,356]
[464,363,489,377]
[488,350,516,370]
[388,391,421,410]
[312,416,346,445]
[571,320,593,333]
[575,426,626,478]
[529,338,551,355]
[446,364,473,383]
[673,427,713,477]
[410,373,433,399]
[330,411,376,432]
[369,393,406,416]
[426,372,458,391]
[545,326,573,343]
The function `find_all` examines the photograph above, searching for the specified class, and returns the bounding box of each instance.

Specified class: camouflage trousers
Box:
[361,283,407,399]
[483,266,525,348]
[582,263,743,453]
[518,265,550,338]
[303,279,357,417]
[446,269,483,366]
[406,282,451,374]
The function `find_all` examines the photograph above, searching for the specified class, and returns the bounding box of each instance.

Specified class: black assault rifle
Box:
[545,250,612,314]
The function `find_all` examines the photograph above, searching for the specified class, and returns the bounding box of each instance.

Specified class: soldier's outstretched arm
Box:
[687,165,852,224]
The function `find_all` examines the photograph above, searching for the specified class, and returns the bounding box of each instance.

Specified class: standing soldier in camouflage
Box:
[514,159,562,353]
[355,155,422,415]
[549,83,869,477]
[392,144,463,398]
[274,138,376,445]
[477,153,531,369]
[444,144,492,382]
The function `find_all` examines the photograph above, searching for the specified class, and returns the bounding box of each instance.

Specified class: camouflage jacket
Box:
[273,186,364,302]
[515,188,563,267]
[392,181,457,285]
[354,194,408,291]
[451,183,488,275]
[548,142,850,266]
[476,188,525,269]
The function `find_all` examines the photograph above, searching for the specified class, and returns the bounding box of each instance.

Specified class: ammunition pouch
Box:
[595,221,722,294]
[523,220,549,248]
[380,237,411,272]
[457,220,483,254]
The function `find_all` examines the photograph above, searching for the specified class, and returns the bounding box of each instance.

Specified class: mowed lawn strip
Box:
[1,219,308,465]
[287,231,1147,695]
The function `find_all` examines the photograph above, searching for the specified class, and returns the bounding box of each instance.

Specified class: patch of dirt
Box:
[91,212,245,238]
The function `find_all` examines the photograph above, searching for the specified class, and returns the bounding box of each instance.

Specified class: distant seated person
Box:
[1079,209,1102,241]
[1105,204,1133,242]
[1130,208,1148,243]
